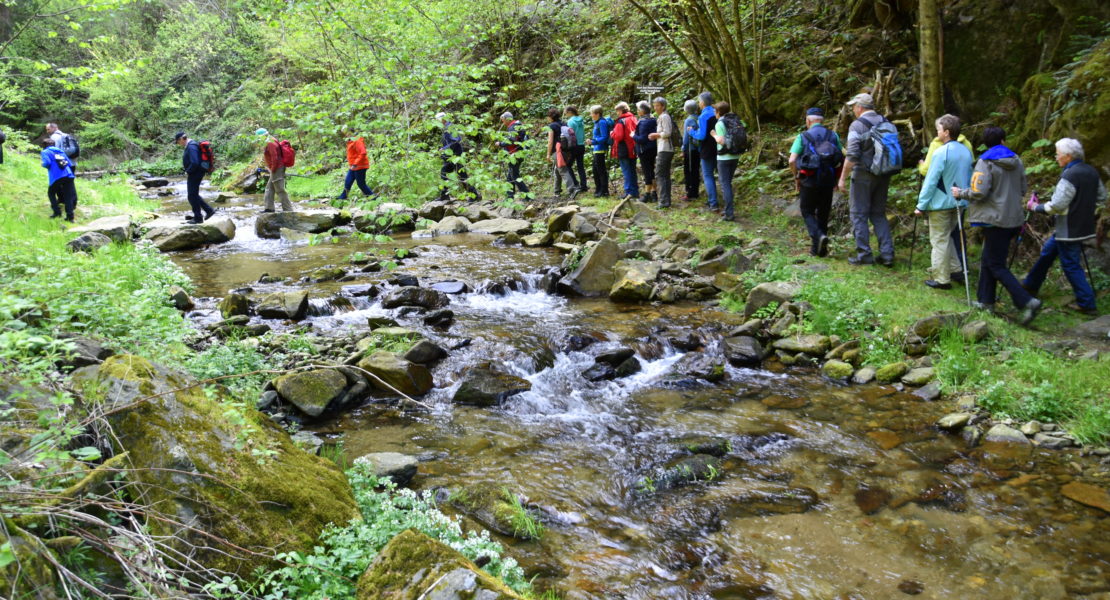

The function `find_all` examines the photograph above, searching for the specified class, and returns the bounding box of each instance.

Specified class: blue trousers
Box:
[339,168,373,199]
[1023,235,1096,310]
[701,156,718,208]
[718,159,737,219]
[618,157,639,198]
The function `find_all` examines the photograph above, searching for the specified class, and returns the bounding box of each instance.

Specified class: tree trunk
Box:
[918,0,943,141]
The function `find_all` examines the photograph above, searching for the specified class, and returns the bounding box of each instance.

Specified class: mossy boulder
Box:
[609,260,661,303]
[218,292,250,318]
[822,359,855,380]
[356,529,524,599]
[273,368,349,417]
[357,351,433,396]
[448,484,541,540]
[257,290,309,320]
[71,355,359,576]
[874,361,910,383]
[452,366,532,407]
[0,520,58,598]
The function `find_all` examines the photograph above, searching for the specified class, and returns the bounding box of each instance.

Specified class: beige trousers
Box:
[264,166,293,211]
[927,209,962,284]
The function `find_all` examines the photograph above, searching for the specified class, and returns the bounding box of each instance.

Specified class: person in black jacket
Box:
[174,132,215,224]
[633,101,658,203]
[436,113,480,202]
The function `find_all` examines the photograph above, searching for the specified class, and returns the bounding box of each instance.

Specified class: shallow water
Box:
[165,185,1109,599]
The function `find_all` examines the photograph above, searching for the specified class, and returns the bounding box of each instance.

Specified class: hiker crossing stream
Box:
[155,180,1107,600]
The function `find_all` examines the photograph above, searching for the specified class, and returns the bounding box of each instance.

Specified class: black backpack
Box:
[797,125,844,186]
[720,114,749,155]
[60,134,80,159]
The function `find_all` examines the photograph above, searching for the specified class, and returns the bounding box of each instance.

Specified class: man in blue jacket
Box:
[688,92,718,212]
[915,114,973,290]
[40,138,78,222]
[589,105,613,197]
[174,132,215,224]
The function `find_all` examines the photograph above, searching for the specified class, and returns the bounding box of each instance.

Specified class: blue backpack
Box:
[863,115,903,176]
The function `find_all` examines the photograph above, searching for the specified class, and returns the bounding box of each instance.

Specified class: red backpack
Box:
[198,140,215,173]
[277,139,295,167]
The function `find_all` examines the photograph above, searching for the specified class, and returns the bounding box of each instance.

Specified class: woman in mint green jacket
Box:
[915,114,973,289]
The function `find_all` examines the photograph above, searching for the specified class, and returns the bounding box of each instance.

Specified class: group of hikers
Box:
[35,86,1104,322]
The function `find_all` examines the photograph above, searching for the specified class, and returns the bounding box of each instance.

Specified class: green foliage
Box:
[184,340,283,397]
[502,488,545,540]
[717,292,746,314]
[216,463,531,599]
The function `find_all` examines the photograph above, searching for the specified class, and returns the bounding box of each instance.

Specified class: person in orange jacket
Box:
[338,129,375,200]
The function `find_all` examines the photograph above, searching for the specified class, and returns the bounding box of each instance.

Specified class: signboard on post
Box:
[637,83,664,104]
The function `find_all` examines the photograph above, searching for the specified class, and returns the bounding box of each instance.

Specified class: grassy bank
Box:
[574,162,1109,443]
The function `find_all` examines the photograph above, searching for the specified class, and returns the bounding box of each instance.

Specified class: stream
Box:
[160,181,1108,599]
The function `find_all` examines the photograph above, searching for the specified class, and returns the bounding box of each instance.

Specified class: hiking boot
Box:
[877,256,895,268]
[204,209,216,221]
[262,209,275,213]
[848,256,874,266]
[50,213,62,219]
[950,271,966,284]
[817,235,830,257]
[924,279,952,290]
[1019,298,1043,325]
[972,301,996,313]
[1066,301,1098,316]
[568,188,580,201]
[722,215,736,222]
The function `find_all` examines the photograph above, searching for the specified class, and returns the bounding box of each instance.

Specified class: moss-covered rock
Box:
[256,290,309,320]
[0,519,59,599]
[357,351,433,396]
[217,292,250,318]
[452,366,532,407]
[71,355,359,576]
[273,368,349,417]
[356,529,523,599]
[448,484,542,540]
[822,359,855,380]
[874,361,910,384]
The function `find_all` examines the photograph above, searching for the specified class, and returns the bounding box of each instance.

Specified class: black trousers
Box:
[683,148,700,199]
[186,171,213,221]
[592,152,609,196]
[799,184,833,252]
[571,146,587,191]
[640,148,657,186]
[506,158,529,198]
[49,177,78,221]
[978,226,1035,308]
[439,159,478,200]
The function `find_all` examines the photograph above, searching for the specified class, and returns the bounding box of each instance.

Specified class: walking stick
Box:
[908,214,918,272]
[1009,193,1035,269]
[1080,244,1097,294]
[955,208,973,307]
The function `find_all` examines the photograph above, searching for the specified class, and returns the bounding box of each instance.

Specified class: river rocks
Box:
[448,484,542,540]
[609,260,661,302]
[851,366,876,384]
[595,348,635,366]
[308,266,347,282]
[900,367,935,386]
[1060,481,1110,513]
[546,205,579,232]
[1068,314,1110,340]
[761,394,808,409]
[770,334,830,356]
[672,352,726,383]
[353,452,419,485]
[615,357,642,377]
[71,214,133,242]
[67,231,112,253]
[985,423,1031,445]
[522,232,552,247]
[744,281,800,318]
[913,381,942,401]
[358,351,433,396]
[423,308,455,329]
[403,340,448,365]
[380,286,449,310]
[143,216,236,251]
[854,484,892,514]
[417,200,451,222]
[70,355,358,576]
[910,312,967,339]
[273,368,349,417]
[1033,432,1075,449]
[936,413,971,431]
[255,210,345,238]
[429,215,471,235]
[356,530,525,599]
[469,217,531,236]
[724,336,765,367]
[218,292,250,318]
[695,248,751,277]
[822,359,854,380]
[257,290,309,320]
[558,238,622,296]
[644,455,722,492]
[874,361,909,383]
[452,366,531,407]
[430,280,469,294]
[168,285,195,311]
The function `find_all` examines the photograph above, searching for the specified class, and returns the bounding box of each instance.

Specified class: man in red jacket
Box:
[610,102,639,200]
[257,128,293,212]
[338,129,374,201]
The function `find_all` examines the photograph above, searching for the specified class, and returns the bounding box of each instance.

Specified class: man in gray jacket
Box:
[953,127,1041,324]
[837,93,894,267]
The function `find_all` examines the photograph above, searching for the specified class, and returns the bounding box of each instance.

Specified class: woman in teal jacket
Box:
[915,114,973,289]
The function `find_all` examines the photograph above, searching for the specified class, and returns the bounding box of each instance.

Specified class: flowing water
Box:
[163,183,1109,599]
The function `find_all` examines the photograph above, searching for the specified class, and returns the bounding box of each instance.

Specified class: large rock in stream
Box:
[256,290,309,320]
[357,351,434,396]
[452,366,532,407]
[468,217,532,236]
[380,286,449,310]
[609,260,661,303]
[255,210,347,238]
[70,214,134,242]
[70,355,358,576]
[356,529,524,599]
[272,368,350,417]
[142,216,236,251]
[558,237,622,296]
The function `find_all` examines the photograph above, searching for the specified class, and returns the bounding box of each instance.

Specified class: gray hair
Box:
[935,114,962,140]
[1055,137,1084,161]
[683,99,698,115]
[589,104,603,116]
[636,100,650,114]
[698,91,713,106]
[500,111,513,121]
[652,97,667,109]
[435,112,447,121]
[615,101,630,113]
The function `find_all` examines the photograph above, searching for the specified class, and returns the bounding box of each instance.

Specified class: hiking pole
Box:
[1080,244,1097,294]
[908,214,918,272]
[955,207,973,307]
[1009,192,1036,269]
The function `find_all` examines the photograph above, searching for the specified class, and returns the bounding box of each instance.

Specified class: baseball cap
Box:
[806,107,824,117]
[846,93,874,108]
[255,128,269,136]
[173,131,186,142]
